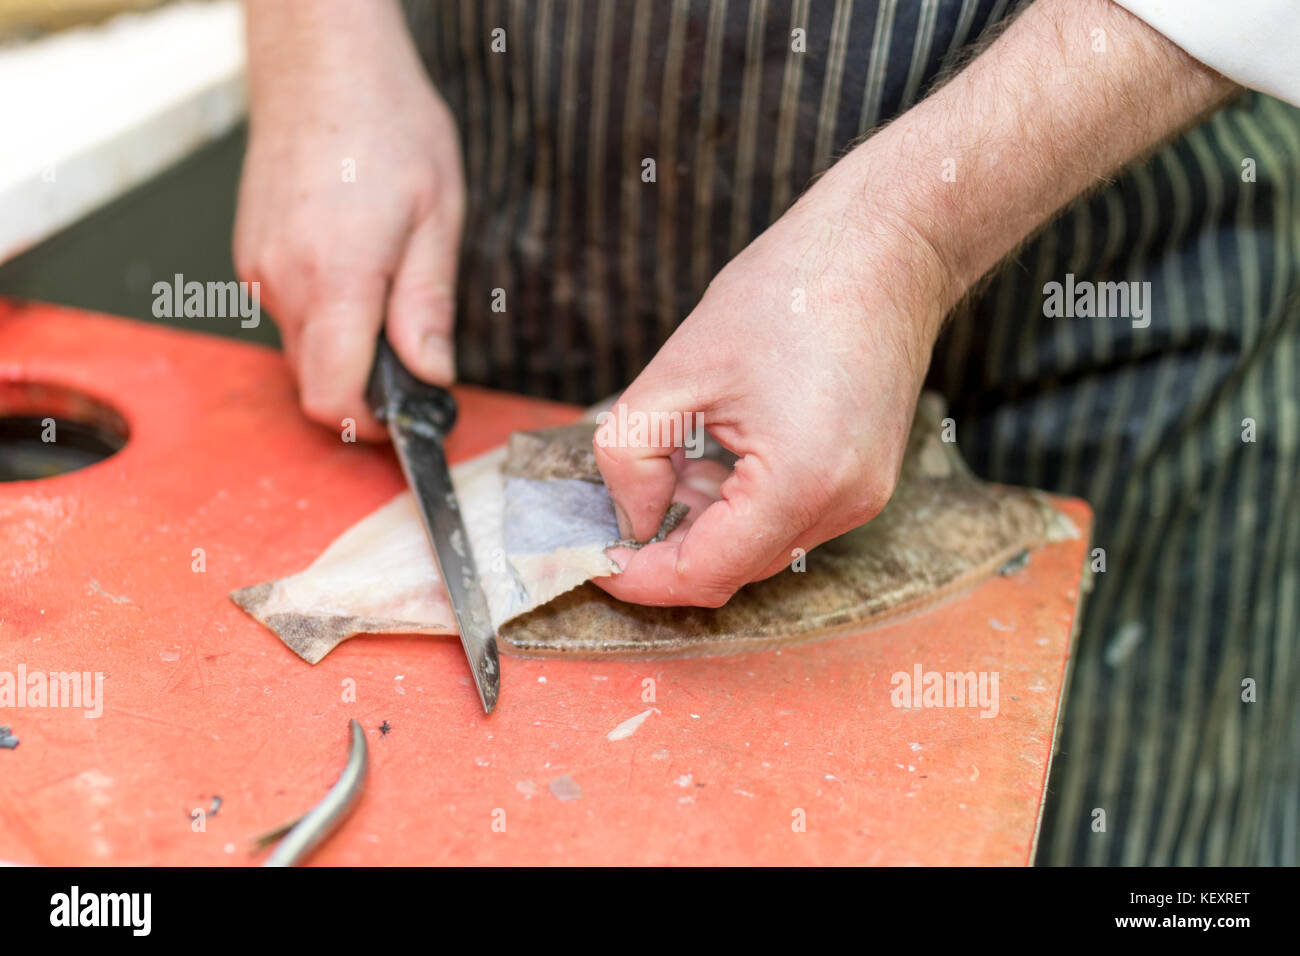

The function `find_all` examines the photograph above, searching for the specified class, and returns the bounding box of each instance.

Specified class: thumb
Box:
[385,212,460,385]
[593,381,706,543]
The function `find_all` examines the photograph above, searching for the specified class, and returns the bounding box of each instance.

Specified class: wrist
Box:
[841,120,997,315]
[805,142,962,347]
[824,0,1237,334]
[245,0,416,111]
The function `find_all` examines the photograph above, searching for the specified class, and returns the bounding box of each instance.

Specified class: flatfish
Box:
[231,393,1075,661]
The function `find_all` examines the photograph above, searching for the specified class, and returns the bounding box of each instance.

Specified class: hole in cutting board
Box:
[0,381,129,481]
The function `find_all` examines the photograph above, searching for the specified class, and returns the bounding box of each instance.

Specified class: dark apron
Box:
[404,0,1300,865]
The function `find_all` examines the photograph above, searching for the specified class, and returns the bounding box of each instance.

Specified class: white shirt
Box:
[1115,0,1300,107]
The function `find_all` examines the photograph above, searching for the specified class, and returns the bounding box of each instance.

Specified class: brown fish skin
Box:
[498,520,1065,659]
[498,394,1078,659]
[503,425,612,482]
[231,392,1076,662]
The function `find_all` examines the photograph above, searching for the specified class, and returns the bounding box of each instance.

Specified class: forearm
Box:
[824,0,1238,321]
[244,0,422,119]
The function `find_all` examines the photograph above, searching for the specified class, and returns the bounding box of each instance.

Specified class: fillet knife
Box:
[366,334,500,713]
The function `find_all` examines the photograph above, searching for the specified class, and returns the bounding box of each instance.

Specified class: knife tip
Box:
[476,642,500,714]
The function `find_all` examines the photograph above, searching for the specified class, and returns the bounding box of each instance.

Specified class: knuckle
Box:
[785,472,836,529]
[406,177,443,217]
[592,427,631,465]
[690,582,738,609]
[232,245,257,284]
[286,247,323,282]
[244,245,293,287]
[843,474,895,526]
[392,276,455,319]
[263,230,332,283]
[789,490,831,532]
[678,566,742,608]
[805,446,896,527]
[232,234,275,287]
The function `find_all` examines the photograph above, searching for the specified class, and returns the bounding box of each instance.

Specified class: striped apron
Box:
[402,0,1300,865]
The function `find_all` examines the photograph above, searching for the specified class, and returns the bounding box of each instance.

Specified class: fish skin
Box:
[231,392,1075,662]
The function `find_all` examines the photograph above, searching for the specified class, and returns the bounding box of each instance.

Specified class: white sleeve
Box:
[1113,0,1300,107]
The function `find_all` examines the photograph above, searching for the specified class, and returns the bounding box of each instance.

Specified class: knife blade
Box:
[366,334,500,713]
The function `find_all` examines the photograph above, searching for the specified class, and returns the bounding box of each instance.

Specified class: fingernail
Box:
[613,501,633,539]
[421,331,455,383]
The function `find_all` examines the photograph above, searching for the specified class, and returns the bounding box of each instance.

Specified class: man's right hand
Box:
[234,0,464,439]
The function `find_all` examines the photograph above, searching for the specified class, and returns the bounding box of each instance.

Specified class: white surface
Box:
[0,0,247,262]
[1115,0,1300,107]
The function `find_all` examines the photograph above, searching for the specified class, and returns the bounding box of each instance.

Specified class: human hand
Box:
[592,152,953,607]
[591,0,1233,607]
[234,0,464,439]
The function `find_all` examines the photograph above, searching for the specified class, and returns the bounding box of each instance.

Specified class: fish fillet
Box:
[231,393,1075,662]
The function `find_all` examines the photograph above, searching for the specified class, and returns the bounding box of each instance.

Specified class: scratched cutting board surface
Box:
[0,302,1090,866]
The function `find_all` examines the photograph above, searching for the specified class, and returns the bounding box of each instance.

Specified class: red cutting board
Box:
[0,301,1090,865]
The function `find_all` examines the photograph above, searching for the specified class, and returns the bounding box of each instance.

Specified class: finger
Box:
[752,528,831,581]
[598,454,809,607]
[593,386,701,542]
[254,284,305,379]
[594,484,708,603]
[296,282,389,440]
[275,314,304,398]
[595,540,689,604]
[745,479,894,581]
[233,240,306,384]
[385,212,461,385]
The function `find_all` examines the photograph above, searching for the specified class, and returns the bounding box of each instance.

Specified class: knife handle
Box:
[365,332,458,437]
